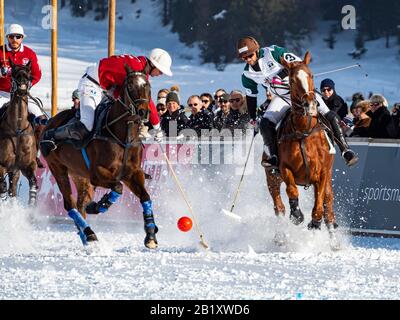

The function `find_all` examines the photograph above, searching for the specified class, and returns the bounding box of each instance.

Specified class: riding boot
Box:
[40,118,90,156]
[259,117,280,174]
[325,111,359,167]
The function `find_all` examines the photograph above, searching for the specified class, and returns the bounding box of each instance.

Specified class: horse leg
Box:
[8,170,20,198]
[307,174,328,230]
[323,171,340,250]
[281,167,304,225]
[123,169,158,249]
[85,182,123,215]
[0,167,7,201]
[48,162,97,244]
[71,175,95,218]
[265,168,285,216]
[21,163,38,207]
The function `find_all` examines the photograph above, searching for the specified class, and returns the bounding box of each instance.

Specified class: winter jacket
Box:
[387,112,400,139]
[225,109,250,133]
[161,109,188,137]
[187,109,213,136]
[213,110,230,131]
[322,93,348,120]
[350,117,371,137]
[98,54,159,127]
[365,107,391,138]
[0,44,41,92]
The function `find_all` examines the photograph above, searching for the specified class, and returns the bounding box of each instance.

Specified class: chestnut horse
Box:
[0,61,38,205]
[266,51,339,249]
[41,67,158,248]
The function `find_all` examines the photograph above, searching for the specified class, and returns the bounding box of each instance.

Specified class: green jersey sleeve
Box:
[242,73,258,96]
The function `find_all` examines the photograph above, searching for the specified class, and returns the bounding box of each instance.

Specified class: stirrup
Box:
[342,150,359,167]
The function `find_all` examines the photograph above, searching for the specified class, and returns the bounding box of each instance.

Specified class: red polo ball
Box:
[177,216,192,232]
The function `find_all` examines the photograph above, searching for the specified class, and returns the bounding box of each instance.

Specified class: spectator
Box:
[349,92,365,113]
[350,100,371,137]
[161,91,188,137]
[387,102,400,139]
[213,93,231,131]
[186,95,213,136]
[156,88,169,117]
[365,94,391,138]
[213,88,227,113]
[226,90,250,133]
[320,78,348,120]
[170,84,184,110]
[200,93,214,114]
[71,89,80,110]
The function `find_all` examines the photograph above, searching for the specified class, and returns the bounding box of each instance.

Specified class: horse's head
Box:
[123,64,151,123]
[10,59,32,96]
[280,51,318,116]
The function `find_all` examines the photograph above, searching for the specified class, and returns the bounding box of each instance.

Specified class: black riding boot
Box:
[325,111,359,167]
[260,118,279,173]
[40,118,90,156]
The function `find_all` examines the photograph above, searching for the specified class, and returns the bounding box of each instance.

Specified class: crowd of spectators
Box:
[151,85,252,139]
[319,78,400,139]
[144,79,400,140]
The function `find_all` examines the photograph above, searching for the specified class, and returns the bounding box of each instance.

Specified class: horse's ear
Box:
[303,51,311,65]
[26,60,31,69]
[8,58,14,69]
[280,56,291,70]
[124,63,133,74]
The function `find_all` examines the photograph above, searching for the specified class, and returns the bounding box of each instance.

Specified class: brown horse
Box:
[0,61,38,205]
[266,51,339,249]
[41,66,158,248]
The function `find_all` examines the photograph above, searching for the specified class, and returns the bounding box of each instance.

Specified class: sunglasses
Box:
[8,34,23,40]
[242,52,255,60]
[370,102,381,107]
[188,103,199,107]
[220,100,229,104]
[229,98,241,103]
[214,94,224,100]
[201,99,210,104]
[321,88,333,92]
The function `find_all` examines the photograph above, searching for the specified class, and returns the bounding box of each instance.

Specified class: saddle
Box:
[277,109,334,147]
[61,97,114,150]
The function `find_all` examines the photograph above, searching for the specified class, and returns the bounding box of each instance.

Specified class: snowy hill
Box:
[5,0,400,111]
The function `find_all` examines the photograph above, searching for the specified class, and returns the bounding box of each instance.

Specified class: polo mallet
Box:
[315,63,368,78]
[0,3,6,74]
[158,142,209,249]
[221,130,257,222]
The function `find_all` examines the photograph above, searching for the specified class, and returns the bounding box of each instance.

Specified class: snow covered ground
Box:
[2,1,400,300]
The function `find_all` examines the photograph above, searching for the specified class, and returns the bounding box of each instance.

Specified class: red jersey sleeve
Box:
[28,50,41,86]
[149,98,160,126]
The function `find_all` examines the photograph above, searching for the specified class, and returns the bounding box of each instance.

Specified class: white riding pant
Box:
[263,92,330,124]
[78,64,103,131]
[0,91,45,117]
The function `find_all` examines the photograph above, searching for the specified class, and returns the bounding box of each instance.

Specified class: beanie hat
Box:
[72,89,80,100]
[320,78,335,91]
[166,91,180,105]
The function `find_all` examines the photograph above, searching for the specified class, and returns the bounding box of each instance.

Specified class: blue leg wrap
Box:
[68,209,89,230]
[142,200,155,229]
[98,190,121,213]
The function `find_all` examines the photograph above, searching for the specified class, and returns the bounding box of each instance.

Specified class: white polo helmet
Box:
[6,24,26,37]
[149,48,172,76]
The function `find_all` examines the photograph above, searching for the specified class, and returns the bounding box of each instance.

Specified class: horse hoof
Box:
[144,234,158,249]
[84,227,98,242]
[85,201,100,214]
[307,220,322,230]
[290,210,304,225]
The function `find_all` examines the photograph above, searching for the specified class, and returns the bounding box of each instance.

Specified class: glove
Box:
[249,118,260,135]
[154,127,164,143]
[0,66,8,77]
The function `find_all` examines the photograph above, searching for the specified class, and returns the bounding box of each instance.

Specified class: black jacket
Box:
[225,109,250,133]
[366,107,391,138]
[387,112,400,139]
[161,109,189,137]
[187,109,213,136]
[213,110,230,131]
[322,93,349,120]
